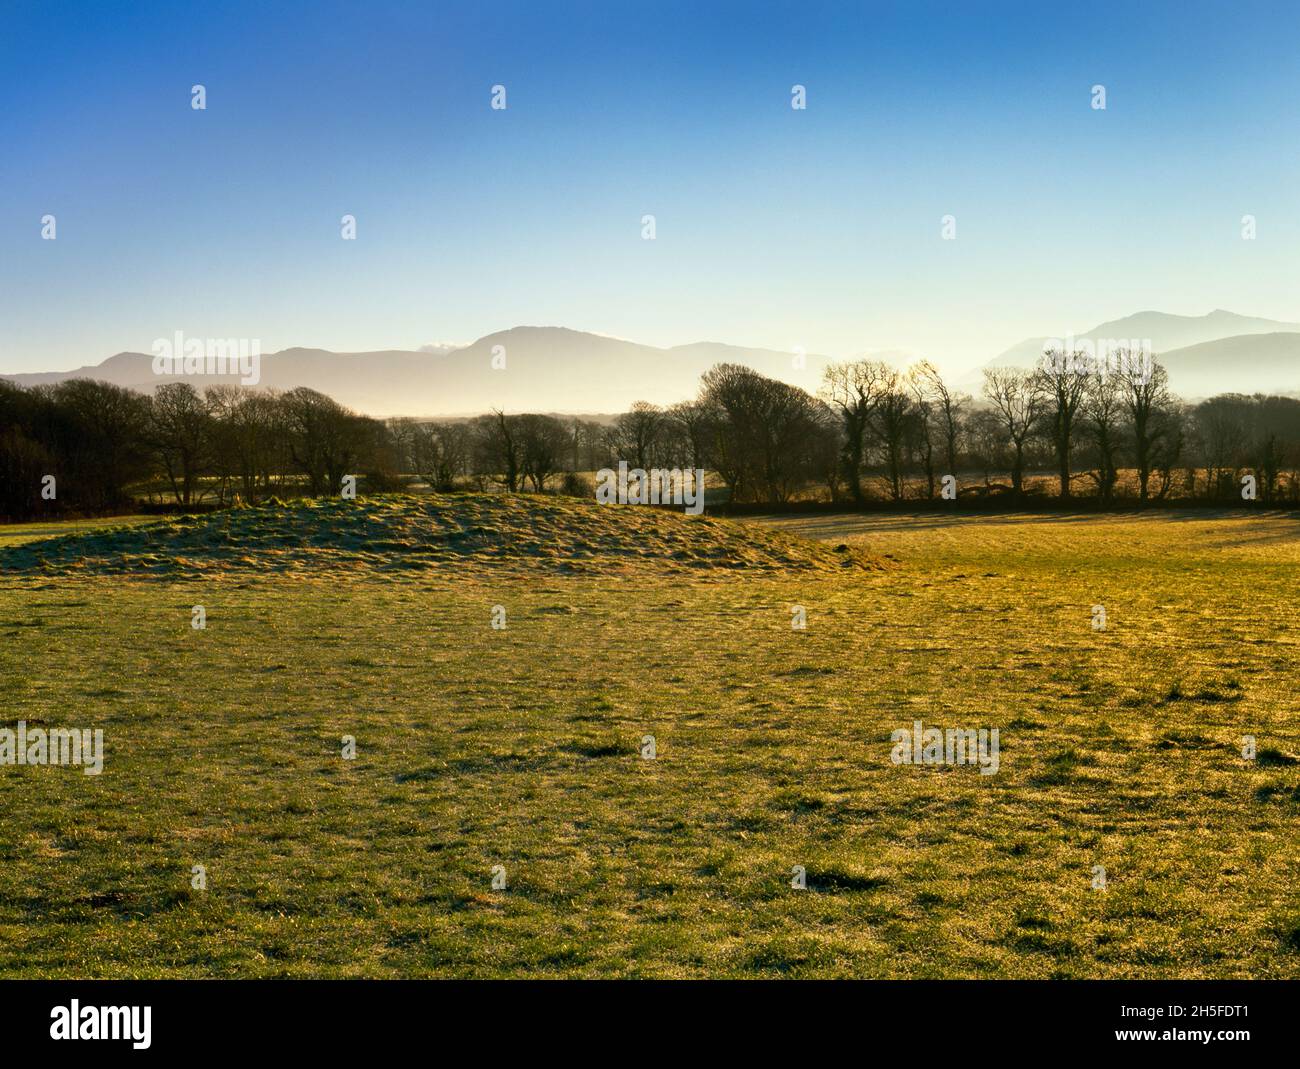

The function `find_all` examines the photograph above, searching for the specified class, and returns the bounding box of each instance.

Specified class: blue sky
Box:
[2,0,1298,376]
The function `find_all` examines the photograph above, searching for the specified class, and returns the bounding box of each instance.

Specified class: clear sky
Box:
[3,0,1298,379]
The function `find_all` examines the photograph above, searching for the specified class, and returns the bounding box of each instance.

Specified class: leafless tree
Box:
[911,360,968,482]
[472,410,525,492]
[149,382,211,505]
[1081,371,1125,503]
[518,413,571,491]
[1034,349,1090,498]
[820,360,886,504]
[1195,400,1246,500]
[1117,355,1175,504]
[281,387,374,495]
[699,363,827,504]
[664,401,709,470]
[609,401,665,470]
[867,365,913,502]
[983,368,1045,498]
[48,379,152,510]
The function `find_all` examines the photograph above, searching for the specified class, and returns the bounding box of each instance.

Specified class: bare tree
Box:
[472,410,524,492]
[49,379,152,510]
[699,363,827,504]
[518,414,571,491]
[820,360,884,504]
[1034,349,1090,498]
[906,364,939,498]
[698,364,764,503]
[281,387,374,495]
[149,382,211,505]
[207,386,287,503]
[1195,400,1246,500]
[966,407,1008,490]
[912,360,968,483]
[1117,355,1174,504]
[983,368,1045,498]
[1149,403,1186,500]
[609,401,665,471]
[1081,371,1125,503]
[664,401,709,470]
[395,419,470,492]
[865,364,913,502]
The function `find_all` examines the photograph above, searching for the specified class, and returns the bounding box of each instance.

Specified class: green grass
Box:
[0,514,153,549]
[0,494,879,577]
[0,502,1297,977]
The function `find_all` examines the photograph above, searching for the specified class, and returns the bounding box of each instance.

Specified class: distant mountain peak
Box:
[0,327,826,418]
[988,308,1300,365]
[965,308,1300,400]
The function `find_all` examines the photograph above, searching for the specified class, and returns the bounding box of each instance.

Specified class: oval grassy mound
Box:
[0,494,887,578]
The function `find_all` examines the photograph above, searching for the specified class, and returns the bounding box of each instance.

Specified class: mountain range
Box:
[972,309,1300,398]
[0,328,830,418]
[4,312,1298,417]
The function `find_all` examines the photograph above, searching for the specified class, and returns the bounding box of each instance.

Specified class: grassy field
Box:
[0,515,154,549]
[0,500,1297,977]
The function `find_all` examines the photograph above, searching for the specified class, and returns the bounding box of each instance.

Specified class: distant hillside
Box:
[9,312,1298,414]
[0,327,828,418]
[987,310,1300,369]
[966,310,1300,398]
[1152,332,1300,398]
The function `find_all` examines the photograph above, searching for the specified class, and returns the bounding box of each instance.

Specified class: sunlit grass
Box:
[0,515,153,549]
[0,505,1296,977]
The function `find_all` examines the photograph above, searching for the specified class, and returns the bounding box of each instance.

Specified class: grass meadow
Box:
[0,502,1297,977]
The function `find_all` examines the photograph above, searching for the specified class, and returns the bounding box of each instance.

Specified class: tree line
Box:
[584,352,1300,508]
[2,352,1299,519]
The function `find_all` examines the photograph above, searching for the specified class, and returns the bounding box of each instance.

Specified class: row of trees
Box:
[3,354,1299,518]
[0,380,394,518]
[530,351,1299,507]
[315,357,1300,508]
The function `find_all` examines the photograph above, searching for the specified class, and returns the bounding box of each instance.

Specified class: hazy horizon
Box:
[5,306,1297,382]
[5,309,1300,418]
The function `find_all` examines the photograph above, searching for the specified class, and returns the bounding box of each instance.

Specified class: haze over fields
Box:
[0,329,829,418]
[4,309,1298,417]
